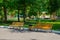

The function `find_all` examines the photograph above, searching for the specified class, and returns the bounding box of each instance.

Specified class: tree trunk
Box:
[23,0,26,23]
[36,11,40,22]
[18,9,20,22]
[37,11,40,18]
[3,6,7,22]
[50,12,56,21]
[23,9,26,23]
[3,0,7,22]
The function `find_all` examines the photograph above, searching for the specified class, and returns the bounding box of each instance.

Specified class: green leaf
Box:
[0,0,3,3]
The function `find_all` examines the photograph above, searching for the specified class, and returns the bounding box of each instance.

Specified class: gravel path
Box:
[0,28,60,40]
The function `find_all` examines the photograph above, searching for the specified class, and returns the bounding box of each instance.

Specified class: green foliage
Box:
[0,0,60,21]
[0,0,3,3]
[52,24,60,30]
[48,0,59,13]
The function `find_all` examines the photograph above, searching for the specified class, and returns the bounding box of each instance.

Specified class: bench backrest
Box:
[41,23,52,30]
[34,23,52,30]
[34,23,42,29]
[11,22,24,26]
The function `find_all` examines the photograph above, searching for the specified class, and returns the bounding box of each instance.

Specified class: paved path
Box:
[0,28,60,40]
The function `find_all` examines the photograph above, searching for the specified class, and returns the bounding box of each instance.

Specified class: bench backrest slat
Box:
[11,22,24,27]
[34,23,52,30]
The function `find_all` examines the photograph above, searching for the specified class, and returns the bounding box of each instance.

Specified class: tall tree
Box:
[3,0,8,22]
[48,0,59,21]
[8,0,22,22]
[14,0,20,22]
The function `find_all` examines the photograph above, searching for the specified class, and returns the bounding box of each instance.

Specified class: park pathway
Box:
[0,28,60,40]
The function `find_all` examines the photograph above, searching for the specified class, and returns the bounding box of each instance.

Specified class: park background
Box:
[0,0,60,31]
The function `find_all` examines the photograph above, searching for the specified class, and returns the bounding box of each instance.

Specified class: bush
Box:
[52,24,60,31]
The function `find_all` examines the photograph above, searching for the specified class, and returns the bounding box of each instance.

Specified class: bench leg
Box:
[22,27,24,31]
[18,27,24,31]
[46,30,52,33]
[49,30,52,33]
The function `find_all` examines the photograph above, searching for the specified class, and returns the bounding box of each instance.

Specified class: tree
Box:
[29,0,49,19]
[2,0,8,22]
[22,0,36,22]
[14,0,20,22]
[48,0,59,21]
[7,0,22,22]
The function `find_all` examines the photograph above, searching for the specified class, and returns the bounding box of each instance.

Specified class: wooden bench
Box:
[41,23,52,30]
[9,22,24,30]
[29,23,53,32]
[29,23,42,31]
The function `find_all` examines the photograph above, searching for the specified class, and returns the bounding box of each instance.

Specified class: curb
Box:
[0,26,60,34]
[52,30,60,34]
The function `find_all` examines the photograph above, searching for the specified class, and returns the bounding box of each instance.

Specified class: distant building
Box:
[40,11,50,19]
